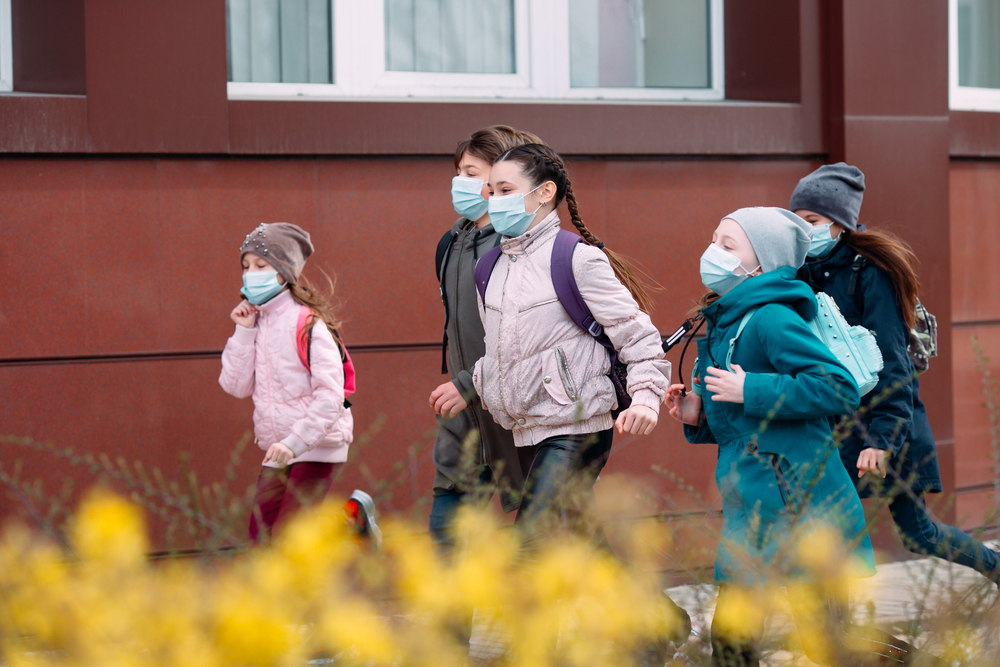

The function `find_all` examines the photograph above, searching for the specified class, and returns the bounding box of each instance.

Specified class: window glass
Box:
[227,0,333,83]
[384,0,515,74]
[570,0,710,88]
[958,0,1000,89]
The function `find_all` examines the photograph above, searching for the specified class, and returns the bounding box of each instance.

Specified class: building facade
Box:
[2,0,999,559]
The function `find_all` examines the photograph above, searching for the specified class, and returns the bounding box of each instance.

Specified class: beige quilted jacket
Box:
[473,212,671,448]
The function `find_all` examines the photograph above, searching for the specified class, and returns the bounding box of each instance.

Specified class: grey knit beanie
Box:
[239,222,314,284]
[725,207,812,273]
[788,162,865,230]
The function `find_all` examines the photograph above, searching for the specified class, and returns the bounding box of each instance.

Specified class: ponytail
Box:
[495,144,655,313]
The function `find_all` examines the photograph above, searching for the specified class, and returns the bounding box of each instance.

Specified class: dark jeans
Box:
[889,490,1000,581]
[248,462,338,544]
[514,429,615,555]
[428,466,494,558]
[711,584,947,667]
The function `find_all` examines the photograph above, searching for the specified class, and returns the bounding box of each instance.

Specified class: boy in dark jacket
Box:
[428,126,542,556]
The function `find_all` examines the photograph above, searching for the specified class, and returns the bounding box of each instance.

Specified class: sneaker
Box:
[347,490,382,555]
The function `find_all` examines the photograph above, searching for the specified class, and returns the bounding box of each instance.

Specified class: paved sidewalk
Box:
[465,545,1000,665]
[664,543,1000,665]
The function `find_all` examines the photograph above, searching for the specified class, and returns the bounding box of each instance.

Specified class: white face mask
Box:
[699,244,760,295]
[487,184,545,237]
[807,223,840,258]
[451,176,488,221]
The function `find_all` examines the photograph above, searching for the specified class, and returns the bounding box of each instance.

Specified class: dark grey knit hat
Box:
[725,207,813,273]
[239,222,314,284]
[789,162,866,231]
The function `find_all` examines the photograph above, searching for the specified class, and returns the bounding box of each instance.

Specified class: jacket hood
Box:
[703,266,817,328]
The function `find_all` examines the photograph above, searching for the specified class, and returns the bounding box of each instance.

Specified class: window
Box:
[0,0,12,92]
[226,0,724,101]
[950,0,1000,112]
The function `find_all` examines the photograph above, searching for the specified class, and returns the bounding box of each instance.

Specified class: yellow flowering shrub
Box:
[0,488,688,667]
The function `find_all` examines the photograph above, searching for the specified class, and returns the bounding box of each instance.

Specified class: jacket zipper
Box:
[496,254,514,419]
[555,347,579,401]
[456,229,490,468]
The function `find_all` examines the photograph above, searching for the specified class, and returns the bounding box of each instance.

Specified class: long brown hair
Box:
[290,270,346,354]
[841,228,920,329]
[494,144,655,313]
[454,125,545,169]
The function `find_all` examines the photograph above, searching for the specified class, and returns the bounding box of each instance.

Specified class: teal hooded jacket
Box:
[684,267,875,584]
[684,267,861,459]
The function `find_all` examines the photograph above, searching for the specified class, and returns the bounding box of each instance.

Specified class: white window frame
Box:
[949,0,1000,112]
[0,0,12,92]
[227,0,725,102]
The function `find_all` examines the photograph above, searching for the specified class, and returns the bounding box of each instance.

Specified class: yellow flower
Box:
[69,488,147,564]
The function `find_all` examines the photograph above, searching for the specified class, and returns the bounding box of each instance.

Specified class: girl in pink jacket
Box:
[220,222,379,550]
[461,144,672,543]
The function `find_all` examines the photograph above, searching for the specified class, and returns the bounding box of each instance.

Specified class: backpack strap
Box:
[474,244,505,304]
[296,305,312,372]
[436,229,458,374]
[551,230,605,339]
[725,307,760,372]
[297,305,355,409]
[848,254,866,312]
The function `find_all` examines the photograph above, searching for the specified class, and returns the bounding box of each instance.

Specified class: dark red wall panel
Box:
[83,0,229,153]
[228,100,812,157]
[11,0,87,94]
[724,0,800,103]
[0,96,88,152]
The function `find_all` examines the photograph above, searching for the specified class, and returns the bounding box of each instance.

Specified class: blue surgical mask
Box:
[807,223,840,258]
[241,270,285,305]
[699,244,759,296]
[451,176,488,221]
[488,184,545,237]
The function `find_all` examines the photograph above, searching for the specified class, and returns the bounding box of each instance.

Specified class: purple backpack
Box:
[474,230,632,417]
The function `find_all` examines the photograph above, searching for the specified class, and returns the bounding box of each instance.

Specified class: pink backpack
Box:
[296,305,356,407]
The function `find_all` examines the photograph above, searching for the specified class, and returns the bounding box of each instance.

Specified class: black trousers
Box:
[514,428,614,542]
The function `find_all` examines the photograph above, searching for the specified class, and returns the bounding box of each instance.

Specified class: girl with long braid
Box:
[458,143,670,540]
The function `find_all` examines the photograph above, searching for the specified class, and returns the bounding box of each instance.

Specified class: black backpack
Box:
[434,225,502,375]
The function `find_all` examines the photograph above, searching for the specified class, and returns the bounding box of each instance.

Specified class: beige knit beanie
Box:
[239,222,314,284]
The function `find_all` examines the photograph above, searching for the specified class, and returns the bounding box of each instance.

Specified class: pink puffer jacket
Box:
[219,290,353,467]
[473,212,671,448]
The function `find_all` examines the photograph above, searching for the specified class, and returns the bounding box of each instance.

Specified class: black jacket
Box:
[798,241,942,496]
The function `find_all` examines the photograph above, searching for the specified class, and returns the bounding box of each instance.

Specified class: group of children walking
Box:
[217,123,998,666]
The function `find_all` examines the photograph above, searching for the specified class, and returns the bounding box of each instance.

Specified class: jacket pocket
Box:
[540,348,576,405]
[519,298,559,313]
[769,453,802,517]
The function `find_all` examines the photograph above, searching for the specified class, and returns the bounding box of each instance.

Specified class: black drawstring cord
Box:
[662,315,706,397]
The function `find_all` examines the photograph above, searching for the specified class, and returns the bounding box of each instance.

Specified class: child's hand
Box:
[666,383,702,425]
[857,447,889,478]
[615,405,658,435]
[429,381,468,418]
[264,442,294,467]
[231,300,258,328]
[704,365,746,403]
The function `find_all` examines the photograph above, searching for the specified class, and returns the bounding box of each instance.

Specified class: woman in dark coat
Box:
[792,163,1000,584]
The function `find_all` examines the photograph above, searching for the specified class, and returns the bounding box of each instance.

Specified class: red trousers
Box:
[248,461,339,544]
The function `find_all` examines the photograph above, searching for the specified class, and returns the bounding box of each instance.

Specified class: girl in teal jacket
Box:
[667,208,945,666]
